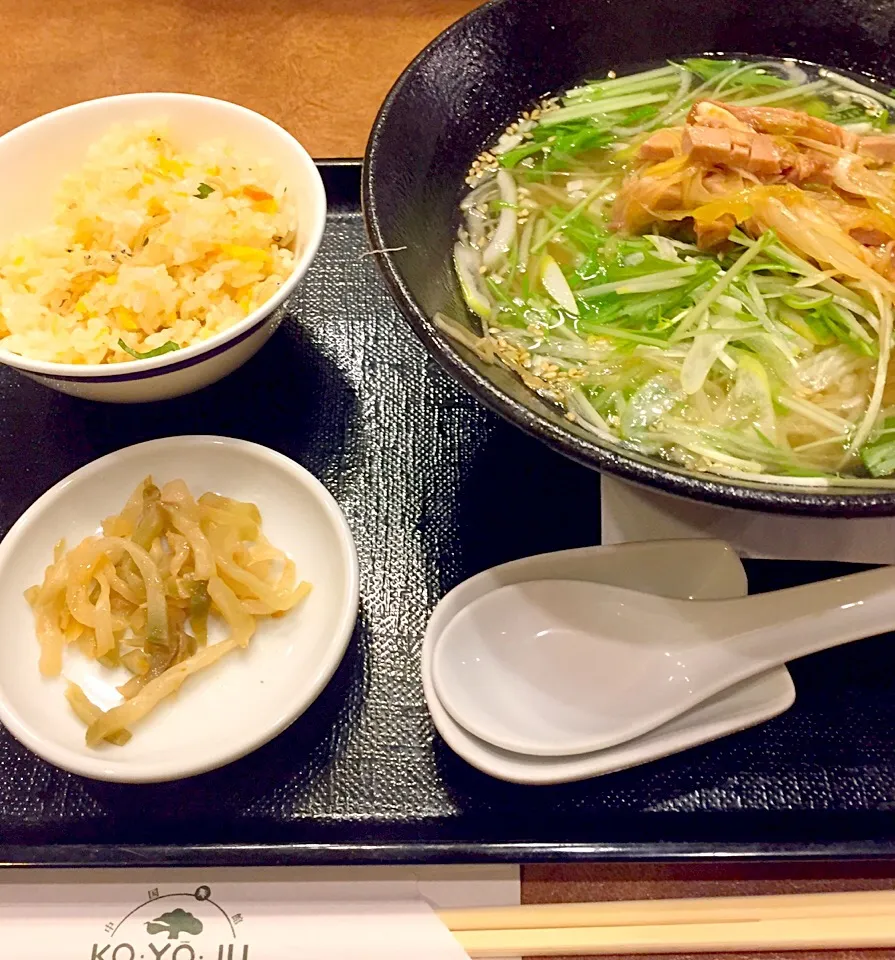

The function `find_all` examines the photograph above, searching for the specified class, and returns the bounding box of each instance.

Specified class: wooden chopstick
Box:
[438,888,895,931]
[452,913,895,957]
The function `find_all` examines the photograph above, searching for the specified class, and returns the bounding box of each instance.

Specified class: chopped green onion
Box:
[734,79,830,107]
[782,292,833,310]
[613,104,661,127]
[861,418,895,477]
[680,58,743,82]
[671,233,775,341]
[565,65,682,100]
[499,140,546,168]
[540,92,670,127]
[118,339,180,360]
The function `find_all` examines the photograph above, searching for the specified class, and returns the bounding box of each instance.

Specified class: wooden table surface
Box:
[3,2,895,956]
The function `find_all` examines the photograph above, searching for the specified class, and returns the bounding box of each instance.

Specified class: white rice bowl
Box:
[0,121,297,365]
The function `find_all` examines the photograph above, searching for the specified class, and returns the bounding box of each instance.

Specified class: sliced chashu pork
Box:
[686,101,836,186]
[682,124,784,177]
[616,99,895,251]
[637,127,682,161]
[858,135,895,163]
[697,100,858,151]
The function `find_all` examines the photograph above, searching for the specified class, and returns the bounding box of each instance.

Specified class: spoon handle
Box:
[703,565,895,668]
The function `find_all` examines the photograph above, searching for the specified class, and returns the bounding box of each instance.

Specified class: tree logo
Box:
[92,885,249,960]
[146,907,204,940]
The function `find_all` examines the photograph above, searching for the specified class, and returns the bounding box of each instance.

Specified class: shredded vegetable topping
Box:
[25,477,310,746]
[449,58,895,484]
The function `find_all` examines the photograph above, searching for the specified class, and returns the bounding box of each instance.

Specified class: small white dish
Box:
[0,93,327,403]
[422,539,795,784]
[0,436,359,782]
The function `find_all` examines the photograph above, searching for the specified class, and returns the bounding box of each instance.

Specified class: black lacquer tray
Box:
[1,163,894,868]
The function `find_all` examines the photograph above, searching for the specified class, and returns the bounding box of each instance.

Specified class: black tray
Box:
[2,162,895,868]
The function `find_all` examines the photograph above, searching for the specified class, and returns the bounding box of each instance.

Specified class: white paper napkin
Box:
[601,475,895,563]
[0,865,519,960]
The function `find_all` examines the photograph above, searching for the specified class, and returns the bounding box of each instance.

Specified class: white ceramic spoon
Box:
[423,539,793,784]
[433,568,894,757]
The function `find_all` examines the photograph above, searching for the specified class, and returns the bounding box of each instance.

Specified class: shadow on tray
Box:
[0,308,359,532]
[417,382,604,597]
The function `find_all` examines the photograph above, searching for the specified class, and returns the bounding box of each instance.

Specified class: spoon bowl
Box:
[434,567,895,757]
[423,538,795,784]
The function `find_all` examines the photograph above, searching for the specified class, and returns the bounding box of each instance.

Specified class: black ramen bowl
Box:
[363,0,895,515]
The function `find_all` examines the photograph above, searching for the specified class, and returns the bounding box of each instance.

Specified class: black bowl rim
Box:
[362,0,895,516]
